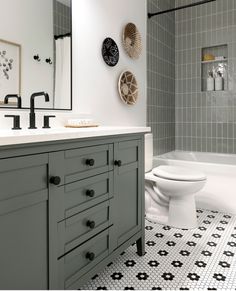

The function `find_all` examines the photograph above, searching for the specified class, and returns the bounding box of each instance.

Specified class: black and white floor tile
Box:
[82,209,236,290]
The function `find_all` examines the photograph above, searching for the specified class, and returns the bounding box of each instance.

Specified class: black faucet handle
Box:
[4,94,22,108]
[43,115,56,129]
[5,115,22,130]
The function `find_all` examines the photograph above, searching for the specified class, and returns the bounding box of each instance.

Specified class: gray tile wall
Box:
[53,0,71,36]
[147,0,176,156]
[175,0,236,153]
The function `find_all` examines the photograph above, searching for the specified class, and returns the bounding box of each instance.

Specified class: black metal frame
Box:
[148,0,216,19]
[1,0,73,112]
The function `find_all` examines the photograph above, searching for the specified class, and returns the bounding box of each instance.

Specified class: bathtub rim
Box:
[154,150,236,167]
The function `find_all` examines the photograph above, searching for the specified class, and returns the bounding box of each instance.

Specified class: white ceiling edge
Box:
[56,0,70,7]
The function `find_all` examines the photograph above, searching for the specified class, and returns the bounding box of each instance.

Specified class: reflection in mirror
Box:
[0,0,72,110]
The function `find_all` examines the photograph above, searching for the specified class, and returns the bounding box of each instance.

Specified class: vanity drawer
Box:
[57,172,113,220]
[63,144,113,183]
[58,229,110,289]
[58,200,112,257]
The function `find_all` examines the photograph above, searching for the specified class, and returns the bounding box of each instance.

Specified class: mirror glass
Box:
[0,0,72,110]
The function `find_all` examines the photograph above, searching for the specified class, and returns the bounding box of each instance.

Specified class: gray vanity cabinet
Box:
[0,133,145,290]
[111,139,143,249]
[0,154,49,290]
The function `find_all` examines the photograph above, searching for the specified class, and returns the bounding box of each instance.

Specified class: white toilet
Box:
[145,134,207,229]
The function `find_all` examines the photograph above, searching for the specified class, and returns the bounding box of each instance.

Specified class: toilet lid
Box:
[152,165,206,182]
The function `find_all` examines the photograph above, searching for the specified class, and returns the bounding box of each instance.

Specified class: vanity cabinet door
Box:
[0,154,49,290]
[111,139,143,249]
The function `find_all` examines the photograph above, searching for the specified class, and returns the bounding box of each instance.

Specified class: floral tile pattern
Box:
[82,209,236,290]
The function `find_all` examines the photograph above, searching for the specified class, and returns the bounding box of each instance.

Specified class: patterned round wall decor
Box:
[102,37,119,67]
[122,23,142,59]
[118,71,138,105]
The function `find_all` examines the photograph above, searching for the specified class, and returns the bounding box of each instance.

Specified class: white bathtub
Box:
[154,151,236,215]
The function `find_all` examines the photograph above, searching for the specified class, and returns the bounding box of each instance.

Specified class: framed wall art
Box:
[0,39,21,105]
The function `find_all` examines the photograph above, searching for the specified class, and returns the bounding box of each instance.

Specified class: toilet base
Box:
[146,213,168,225]
[168,195,198,229]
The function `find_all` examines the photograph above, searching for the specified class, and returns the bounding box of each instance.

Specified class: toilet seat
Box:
[152,165,206,182]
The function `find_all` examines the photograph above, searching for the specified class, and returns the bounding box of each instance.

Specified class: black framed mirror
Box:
[0,0,72,110]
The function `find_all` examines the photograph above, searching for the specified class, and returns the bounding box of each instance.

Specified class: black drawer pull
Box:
[50,176,61,186]
[86,189,95,197]
[86,159,95,166]
[86,220,96,229]
[114,160,122,167]
[86,252,95,261]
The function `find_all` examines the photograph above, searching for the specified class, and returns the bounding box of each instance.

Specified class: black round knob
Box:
[86,252,95,261]
[86,159,95,166]
[86,189,95,197]
[50,176,61,186]
[86,220,96,229]
[114,160,122,167]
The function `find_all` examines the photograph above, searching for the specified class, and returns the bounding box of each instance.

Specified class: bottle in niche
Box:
[206,70,214,91]
[215,71,224,91]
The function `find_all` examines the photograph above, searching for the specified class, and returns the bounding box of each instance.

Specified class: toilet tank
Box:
[145,133,153,173]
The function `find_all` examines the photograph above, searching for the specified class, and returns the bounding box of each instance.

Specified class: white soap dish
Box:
[65,119,99,128]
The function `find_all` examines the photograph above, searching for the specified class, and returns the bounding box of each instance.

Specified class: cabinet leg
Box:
[136,236,145,256]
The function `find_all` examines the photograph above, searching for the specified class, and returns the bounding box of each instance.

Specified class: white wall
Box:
[72,0,147,126]
[0,0,54,108]
[0,0,147,129]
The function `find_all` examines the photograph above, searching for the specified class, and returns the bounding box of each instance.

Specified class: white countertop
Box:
[0,126,151,147]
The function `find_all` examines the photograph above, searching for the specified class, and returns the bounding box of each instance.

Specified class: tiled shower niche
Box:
[201,44,228,92]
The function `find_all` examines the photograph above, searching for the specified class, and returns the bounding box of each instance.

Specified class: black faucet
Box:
[4,94,22,108]
[29,92,49,129]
